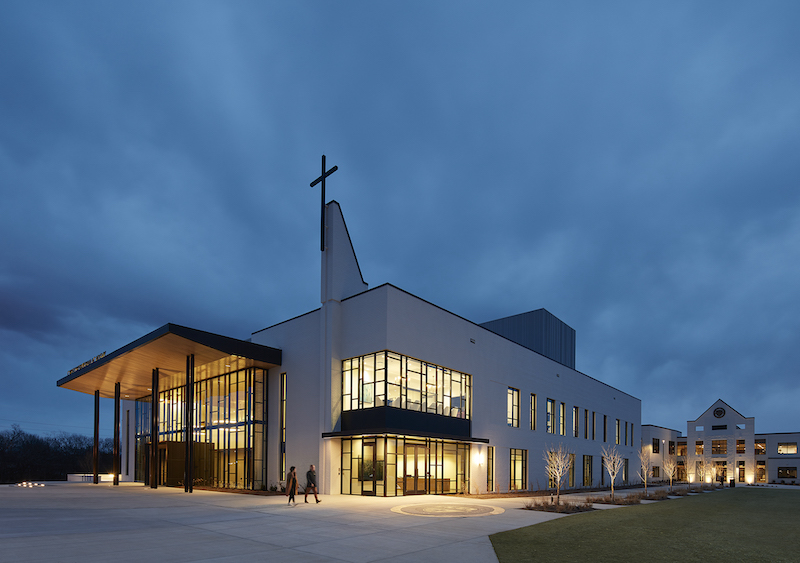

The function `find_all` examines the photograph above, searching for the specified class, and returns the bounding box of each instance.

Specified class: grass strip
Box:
[490,488,800,563]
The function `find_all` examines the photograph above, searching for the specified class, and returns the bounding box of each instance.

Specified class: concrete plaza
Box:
[0,482,568,563]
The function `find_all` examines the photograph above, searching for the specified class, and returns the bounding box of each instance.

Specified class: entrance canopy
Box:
[57,323,282,400]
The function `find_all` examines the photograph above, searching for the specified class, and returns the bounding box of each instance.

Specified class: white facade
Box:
[642,399,799,486]
[62,200,642,496]
[685,400,755,484]
[251,201,641,495]
[639,424,679,482]
[757,432,800,484]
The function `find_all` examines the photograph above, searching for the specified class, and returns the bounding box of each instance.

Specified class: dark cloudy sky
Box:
[2,2,799,439]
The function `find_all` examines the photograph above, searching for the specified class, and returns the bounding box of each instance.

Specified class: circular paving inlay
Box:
[392,503,504,517]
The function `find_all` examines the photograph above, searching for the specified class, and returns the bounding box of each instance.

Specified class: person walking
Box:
[286,466,298,506]
[305,464,320,503]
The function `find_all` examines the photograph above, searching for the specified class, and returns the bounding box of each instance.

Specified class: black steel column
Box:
[93,390,100,484]
[113,382,120,486]
[150,368,159,489]
[184,354,194,493]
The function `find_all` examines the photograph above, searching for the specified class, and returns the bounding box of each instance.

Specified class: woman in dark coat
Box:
[286,466,298,506]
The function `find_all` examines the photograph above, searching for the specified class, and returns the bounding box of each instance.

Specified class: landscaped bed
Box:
[521,497,594,513]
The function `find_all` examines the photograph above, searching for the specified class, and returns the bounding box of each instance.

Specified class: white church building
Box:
[58,198,641,496]
[641,399,799,486]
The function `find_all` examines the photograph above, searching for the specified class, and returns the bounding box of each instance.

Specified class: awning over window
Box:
[57,323,282,400]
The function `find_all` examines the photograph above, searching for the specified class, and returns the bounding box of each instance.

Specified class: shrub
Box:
[585,494,641,505]
[523,498,594,513]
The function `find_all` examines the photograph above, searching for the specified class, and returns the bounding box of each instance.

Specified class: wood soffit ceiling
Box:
[56,324,282,400]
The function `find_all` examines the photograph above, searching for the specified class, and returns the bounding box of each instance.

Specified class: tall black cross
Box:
[310,154,338,251]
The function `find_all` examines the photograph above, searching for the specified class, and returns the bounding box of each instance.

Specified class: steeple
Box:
[321,200,368,303]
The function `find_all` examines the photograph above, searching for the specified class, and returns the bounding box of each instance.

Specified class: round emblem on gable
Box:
[713,407,725,418]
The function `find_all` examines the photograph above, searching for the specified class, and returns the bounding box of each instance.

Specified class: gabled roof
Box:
[691,398,749,422]
[57,323,281,399]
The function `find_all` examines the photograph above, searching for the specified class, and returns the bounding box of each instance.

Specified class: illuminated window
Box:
[280,372,287,479]
[546,399,555,434]
[568,454,575,488]
[715,460,727,481]
[487,446,494,492]
[696,441,704,455]
[510,448,527,490]
[677,441,687,456]
[559,403,566,436]
[653,466,660,478]
[755,439,766,455]
[738,461,745,483]
[737,440,745,454]
[669,441,675,455]
[757,461,766,483]
[712,440,727,455]
[777,467,797,479]
[507,388,519,427]
[342,352,471,419]
[584,409,588,439]
[135,367,268,491]
[573,406,579,438]
[778,443,797,455]
[583,455,593,487]
[615,419,620,445]
[600,457,606,485]
[530,394,537,430]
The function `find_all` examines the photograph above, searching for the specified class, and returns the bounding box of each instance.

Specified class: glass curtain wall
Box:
[135,367,266,490]
[341,436,470,496]
[342,351,471,419]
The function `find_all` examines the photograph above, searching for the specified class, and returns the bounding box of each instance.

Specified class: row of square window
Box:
[658,440,798,456]
[650,462,797,481]
[506,448,631,490]
[506,388,633,446]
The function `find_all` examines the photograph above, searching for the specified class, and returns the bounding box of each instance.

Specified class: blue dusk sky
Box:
[1,1,799,439]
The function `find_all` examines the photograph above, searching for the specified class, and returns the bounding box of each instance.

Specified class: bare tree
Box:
[543,443,573,505]
[696,459,712,484]
[662,455,677,493]
[681,452,693,483]
[694,459,704,483]
[707,459,720,486]
[602,445,624,501]
[638,446,652,495]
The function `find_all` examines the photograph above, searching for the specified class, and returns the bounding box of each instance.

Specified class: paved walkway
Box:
[0,482,567,563]
[5,482,789,562]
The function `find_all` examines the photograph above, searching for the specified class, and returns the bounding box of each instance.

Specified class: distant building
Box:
[57,201,640,495]
[642,399,799,485]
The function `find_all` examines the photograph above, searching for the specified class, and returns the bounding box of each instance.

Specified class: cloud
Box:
[1,1,799,437]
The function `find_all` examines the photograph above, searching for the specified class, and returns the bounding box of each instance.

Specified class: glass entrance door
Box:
[404,444,428,494]
[361,442,376,496]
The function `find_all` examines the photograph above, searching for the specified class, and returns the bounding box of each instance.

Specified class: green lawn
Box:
[490,488,800,563]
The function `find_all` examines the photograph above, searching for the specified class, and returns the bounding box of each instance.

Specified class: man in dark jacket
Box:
[305,464,320,503]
